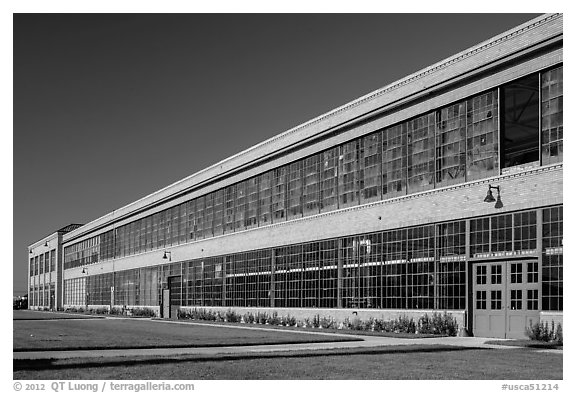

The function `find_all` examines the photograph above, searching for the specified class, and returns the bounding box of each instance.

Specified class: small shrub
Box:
[132,307,156,317]
[320,316,335,329]
[225,309,240,323]
[285,314,297,327]
[312,314,321,328]
[244,312,255,324]
[267,312,280,325]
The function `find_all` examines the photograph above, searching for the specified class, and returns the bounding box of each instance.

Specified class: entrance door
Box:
[473,260,539,338]
[168,276,182,319]
[506,261,539,339]
[162,289,170,318]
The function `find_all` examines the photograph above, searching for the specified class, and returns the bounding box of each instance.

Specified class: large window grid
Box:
[407,114,435,194]
[234,181,247,232]
[542,206,562,311]
[320,147,339,212]
[541,66,563,165]
[360,133,383,203]
[466,90,499,180]
[383,124,407,198]
[338,141,360,208]
[63,70,563,270]
[258,172,273,226]
[435,103,466,187]
[436,221,466,310]
[302,155,321,216]
[245,178,259,229]
[287,162,303,220]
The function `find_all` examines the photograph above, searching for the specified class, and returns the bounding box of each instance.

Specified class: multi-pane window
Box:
[382,228,407,309]
[178,202,189,243]
[491,214,512,252]
[39,254,44,275]
[476,291,487,309]
[513,211,537,251]
[224,185,235,233]
[302,242,320,307]
[234,181,247,232]
[383,124,407,198]
[245,178,259,229]
[527,262,538,283]
[203,193,215,238]
[527,289,538,310]
[542,206,562,311]
[338,140,360,208]
[320,147,339,212]
[501,74,540,170]
[287,162,303,220]
[271,167,287,222]
[319,240,338,308]
[437,221,466,309]
[470,217,490,257]
[510,263,522,284]
[257,172,273,226]
[491,265,502,284]
[360,132,382,203]
[212,191,225,237]
[491,290,502,310]
[435,103,466,187]
[466,90,499,180]
[302,154,321,216]
[407,113,435,194]
[510,289,522,310]
[194,196,205,240]
[186,200,195,241]
[541,66,563,165]
[476,265,487,285]
[406,225,434,309]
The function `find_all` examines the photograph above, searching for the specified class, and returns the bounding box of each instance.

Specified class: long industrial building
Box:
[28,14,563,338]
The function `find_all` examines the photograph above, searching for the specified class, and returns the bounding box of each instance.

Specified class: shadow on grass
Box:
[14,336,362,353]
[14,345,485,372]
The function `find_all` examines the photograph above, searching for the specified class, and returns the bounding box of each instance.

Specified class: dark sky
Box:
[13,13,540,295]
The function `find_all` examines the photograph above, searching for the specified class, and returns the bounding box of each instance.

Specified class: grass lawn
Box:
[174,318,442,339]
[14,346,562,380]
[14,317,359,351]
[484,339,563,349]
[13,310,103,320]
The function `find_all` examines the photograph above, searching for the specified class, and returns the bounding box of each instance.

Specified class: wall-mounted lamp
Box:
[162,251,172,261]
[29,250,33,254]
[44,241,49,247]
[484,185,503,209]
[82,267,88,274]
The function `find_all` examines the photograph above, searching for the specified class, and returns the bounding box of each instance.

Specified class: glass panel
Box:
[257,172,273,226]
[320,147,339,212]
[245,177,259,229]
[476,290,487,310]
[271,167,287,222]
[338,140,360,208]
[501,74,540,170]
[212,190,224,236]
[383,123,407,198]
[490,265,502,284]
[466,90,499,180]
[360,132,382,203]
[490,290,502,310]
[234,181,247,232]
[302,154,321,216]
[224,185,235,233]
[435,103,466,187]
[287,161,303,220]
[541,67,563,165]
[407,113,435,194]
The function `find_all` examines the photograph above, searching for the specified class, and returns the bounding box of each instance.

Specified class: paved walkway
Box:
[14,317,522,361]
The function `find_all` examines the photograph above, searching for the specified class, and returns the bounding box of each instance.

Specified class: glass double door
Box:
[473,260,539,339]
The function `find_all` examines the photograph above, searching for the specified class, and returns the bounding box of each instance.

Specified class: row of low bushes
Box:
[177,308,459,336]
[527,320,563,344]
[64,306,157,317]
